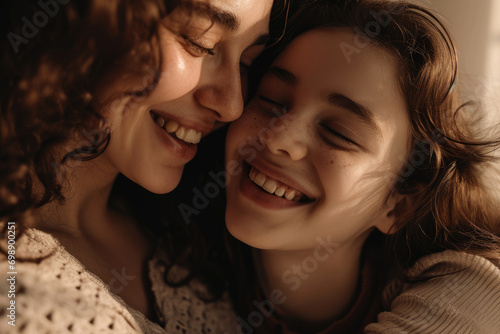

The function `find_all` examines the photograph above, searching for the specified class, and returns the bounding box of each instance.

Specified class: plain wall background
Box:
[415,0,500,196]
[427,0,500,120]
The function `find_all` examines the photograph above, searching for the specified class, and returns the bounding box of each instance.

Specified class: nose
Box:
[193,59,243,123]
[258,112,309,161]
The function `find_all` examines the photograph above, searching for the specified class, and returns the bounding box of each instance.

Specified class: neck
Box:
[33,154,119,241]
[256,233,370,332]
[30,154,158,319]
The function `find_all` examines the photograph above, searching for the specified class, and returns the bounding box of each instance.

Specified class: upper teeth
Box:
[154,114,202,144]
[249,167,303,202]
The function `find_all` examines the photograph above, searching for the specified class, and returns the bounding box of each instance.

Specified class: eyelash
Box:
[256,95,357,147]
[258,95,288,111]
[321,124,357,146]
[181,34,215,56]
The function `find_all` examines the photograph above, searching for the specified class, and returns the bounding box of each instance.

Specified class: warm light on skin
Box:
[96,0,273,195]
[225,27,411,252]
[31,0,274,318]
[224,27,413,331]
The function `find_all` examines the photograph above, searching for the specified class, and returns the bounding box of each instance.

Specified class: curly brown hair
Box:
[0,0,185,228]
[0,0,289,229]
[1,0,290,301]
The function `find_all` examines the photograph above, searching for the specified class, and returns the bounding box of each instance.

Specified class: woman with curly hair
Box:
[0,0,282,332]
[221,0,500,333]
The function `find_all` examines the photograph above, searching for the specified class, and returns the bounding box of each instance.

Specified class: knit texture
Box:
[239,249,500,334]
[365,250,500,334]
[0,228,238,334]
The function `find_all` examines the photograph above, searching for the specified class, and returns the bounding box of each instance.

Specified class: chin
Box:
[147,178,183,194]
[145,183,179,195]
[131,168,184,195]
[226,216,250,243]
[226,215,272,250]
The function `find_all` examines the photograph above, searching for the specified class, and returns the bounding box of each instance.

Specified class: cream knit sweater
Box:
[1,227,500,333]
[0,228,238,334]
[365,250,500,334]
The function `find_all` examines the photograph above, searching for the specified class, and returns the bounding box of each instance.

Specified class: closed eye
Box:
[180,34,215,56]
[258,95,287,110]
[254,95,290,117]
[321,124,357,146]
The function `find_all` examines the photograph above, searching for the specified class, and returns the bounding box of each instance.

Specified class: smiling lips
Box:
[249,166,309,202]
[151,111,202,144]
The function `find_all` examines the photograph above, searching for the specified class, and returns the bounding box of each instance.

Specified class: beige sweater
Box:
[2,228,500,333]
[365,250,500,334]
[0,228,237,334]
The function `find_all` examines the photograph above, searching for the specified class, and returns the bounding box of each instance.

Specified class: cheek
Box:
[318,153,370,200]
[226,120,246,157]
[228,110,256,138]
[153,45,202,101]
[225,113,261,174]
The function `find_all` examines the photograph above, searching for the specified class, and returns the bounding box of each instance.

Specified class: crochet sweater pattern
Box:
[2,228,500,333]
[0,228,237,333]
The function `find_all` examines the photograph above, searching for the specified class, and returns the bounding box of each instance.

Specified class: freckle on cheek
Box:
[330,160,334,164]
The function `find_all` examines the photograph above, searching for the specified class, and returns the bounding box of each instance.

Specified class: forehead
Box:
[276,29,406,116]
[276,29,399,94]
[272,28,411,154]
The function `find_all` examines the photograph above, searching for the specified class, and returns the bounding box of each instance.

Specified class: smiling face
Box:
[225,28,412,251]
[97,0,273,193]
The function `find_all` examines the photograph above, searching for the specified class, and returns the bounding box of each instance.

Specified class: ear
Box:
[374,190,411,235]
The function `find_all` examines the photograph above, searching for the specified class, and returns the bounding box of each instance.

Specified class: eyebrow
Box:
[327,93,381,136]
[264,66,381,136]
[190,3,269,47]
[191,3,240,31]
[265,66,298,86]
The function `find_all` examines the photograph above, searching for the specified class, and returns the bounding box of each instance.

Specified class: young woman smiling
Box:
[0,0,282,332]
[223,0,500,333]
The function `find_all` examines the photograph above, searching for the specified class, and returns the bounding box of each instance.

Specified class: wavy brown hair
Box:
[1,0,290,301]
[0,0,288,231]
[0,0,186,229]
[248,0,500,273]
